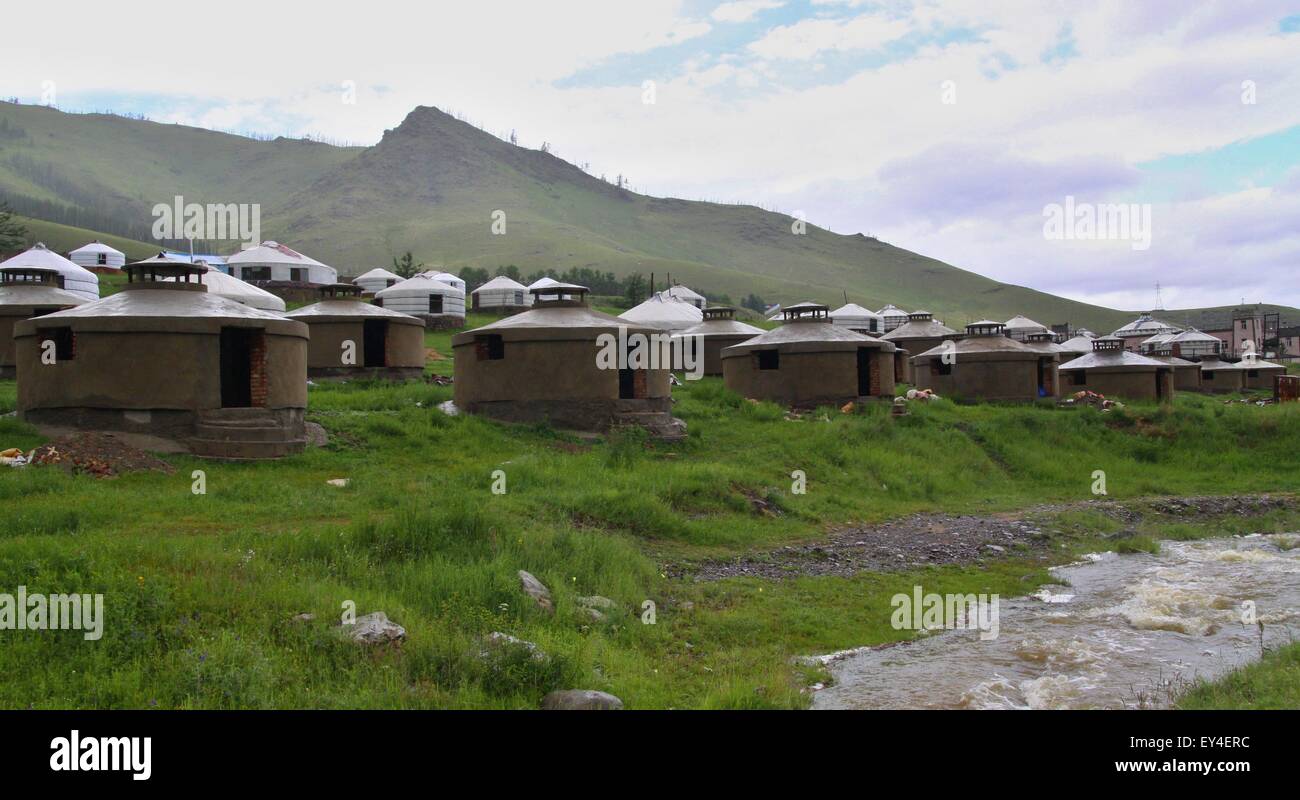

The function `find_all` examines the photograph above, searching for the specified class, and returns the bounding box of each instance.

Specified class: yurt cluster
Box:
[0,237,1291,459]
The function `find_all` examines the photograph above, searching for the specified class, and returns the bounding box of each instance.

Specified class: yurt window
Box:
[514,291,524,304]
[1247,369,1259,378]
[290,268,306,282]
[429,294,444,314]
[386,279,397,288]
[1072,372,1087,386]
[97,253,108,265]
[243,267,271,281]
[757,350,780,370]
[44,328,75,361]
[475,334,505,360]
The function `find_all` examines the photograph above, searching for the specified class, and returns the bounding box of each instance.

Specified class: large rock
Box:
[518,570,554,614]
[343,611,405,645]
[541,690,624,710]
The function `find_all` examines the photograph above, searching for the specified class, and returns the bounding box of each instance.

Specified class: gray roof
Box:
[30,286,292,322]
[1058,350,1167,370]
[452,302,660,345]
[1058,334,1097,354]
[1148,354,1198,367]
[722,320,894,354]
[914,334,1040,359]
[285,299,422,324]
[0,284,88,310]
[881,317,957,341]
[676,317,764,337]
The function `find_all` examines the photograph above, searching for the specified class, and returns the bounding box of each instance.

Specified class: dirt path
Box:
[666,494,1293,581]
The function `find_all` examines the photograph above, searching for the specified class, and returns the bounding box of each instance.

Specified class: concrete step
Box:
[193,423,294,443]
[187,437,307,460]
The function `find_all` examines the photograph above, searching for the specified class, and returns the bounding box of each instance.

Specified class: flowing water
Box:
[812,534,1300,709]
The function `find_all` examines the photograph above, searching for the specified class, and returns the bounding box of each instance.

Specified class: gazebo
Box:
[68,240,126,273]
[227,241,338,285]
[1058,337,1174,402]
[672,307,762,376]
[911,320,1058,402]
[721,302,896,407]
[0,243,99,301]
[451,283,685,438]
[0,268,88,378]
[285,284,425,380]
[471,275,532,314]
[13,255,309,459]
[375,273,467,329]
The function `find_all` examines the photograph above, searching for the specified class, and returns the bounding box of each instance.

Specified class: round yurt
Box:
[881,310,958,384]
[0,242,99,301]
[1197,356,1245,393]
[619,292,704,332]
[353,267,403,295]
[721,302,896,407]
[68,240,126,273]
[662,284,706,309]
[471,275,532,314]
[912,321,1058,402]
[1164,328,1223,359]
[1058,337,1173,402]
[13,255,309,459]
[830,303,883,335]
[1113,314,1180,351]
[1149,353,1202,391]
[374,273,467,329]
[164,259,285,312]
[1059,331,1098,357]
[672,307,763,377]
[1003,315,1050,342]
[1240,358,1288,391]
[285,284,425,380]
[1139,331,1176,355]
[0,268,88,378]
[876,304,909,332]
[452,283,685,438]
[418,271,467,293]
[227,241,338,285]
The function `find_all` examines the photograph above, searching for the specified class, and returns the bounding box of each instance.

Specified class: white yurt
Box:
[830,303,883,334]
[417,271,467,292]
[68,240,126,272]
[1003,314,1050,341]
[1059,331,1098,357]
[876,304,909,332]
[662,284,706,309]
[354,267,403,294]
[375,273,466,326]
[1163,328,1223,359]
[471,275,532,312]
[620,292,704,331]
[227,241,337,285]
[0,242,99,301]
[161,258,286,312]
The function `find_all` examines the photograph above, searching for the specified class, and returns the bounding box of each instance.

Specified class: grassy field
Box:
[1177,642,1300,710]
[1,370,1298,708]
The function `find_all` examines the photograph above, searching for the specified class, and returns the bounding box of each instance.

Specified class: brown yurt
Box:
[720,302,896,407]
[1197,356,1245,393]
[0,268,87,379]
[881,310,957,384]
[13,255,310,459]
[912,320,1058,402]
[1240,359,1288,391]
[451,283,685,438]
[1149,353,1202,391]
[1058,337,1174,402]
[284,284,425,380]
[672,307,763,377]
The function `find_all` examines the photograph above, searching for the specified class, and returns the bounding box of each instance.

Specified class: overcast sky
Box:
[4,1,1299,311]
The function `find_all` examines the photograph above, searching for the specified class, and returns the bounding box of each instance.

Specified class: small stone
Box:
[342,611,405,645]
[326,478,350,488]
[518,570,554,614]
[576,595,615,610]
[292,612,316,623]
[540,690,623,710]
[479,631,547,662]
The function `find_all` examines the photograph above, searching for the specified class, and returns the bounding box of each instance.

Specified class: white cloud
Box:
[711,1,784,23]
[748,14,914,60]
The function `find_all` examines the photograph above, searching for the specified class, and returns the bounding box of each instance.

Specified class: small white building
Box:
[620,293,703,331]
[471,275,531,312]
[1162,328,1222,359]
[375,273,466,327]
[227,241,338,285]
[68,240,126,272]
[162,258,286,312]
[830,303,883,335]
[417,271,467,292]
[0,242,100,301]
[876,304,909,332]
[354,267,403,295]
[1003,314,1050,341]
[662,284,706,309]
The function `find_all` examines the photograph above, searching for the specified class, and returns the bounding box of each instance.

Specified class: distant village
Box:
[0,236,1295,460]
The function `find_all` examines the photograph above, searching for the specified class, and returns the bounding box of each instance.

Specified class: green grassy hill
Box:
[2,101,1295,332]
[13,215,158,260]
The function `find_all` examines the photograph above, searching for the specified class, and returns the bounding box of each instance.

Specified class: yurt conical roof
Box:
[163,260,286,312]
[1113,314,1180,337]
[1059,333,1098,354]
[881,310,956,340]
[355,267,402,282]
[285,291,422,324]
[1003,314,1048,333]
[455,284,658,339]
[0,269,88,309]
[0,242,99,301]
[619,294,704,331]
[473,275,529,293]
[1167,328,1220,344]
[227,240,329,268]
[723,313,893,353]
[676,308,763,337]
[830,303,881,325]
[662,284,705,303]
[376,273,467,298]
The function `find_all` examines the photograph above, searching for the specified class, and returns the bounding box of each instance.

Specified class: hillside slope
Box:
[1,101,1293,332]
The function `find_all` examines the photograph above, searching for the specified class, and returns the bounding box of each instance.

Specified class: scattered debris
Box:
[27,432,175,478]
[540,689,624,710]
[904,388,940,402]
[437,400,460,416]
[325,478,350,488]
[1062,390,1123,411]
